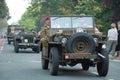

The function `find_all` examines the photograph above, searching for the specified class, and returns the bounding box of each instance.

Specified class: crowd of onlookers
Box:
[0,33,7,39]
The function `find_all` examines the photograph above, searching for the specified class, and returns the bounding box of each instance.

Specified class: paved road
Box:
[0,39,120,80]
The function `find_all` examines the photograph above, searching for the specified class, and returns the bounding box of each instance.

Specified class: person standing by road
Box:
[107,23,118,59]
[116,23,120,59]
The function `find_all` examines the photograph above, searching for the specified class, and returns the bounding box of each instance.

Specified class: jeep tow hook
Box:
[98,53,105,58]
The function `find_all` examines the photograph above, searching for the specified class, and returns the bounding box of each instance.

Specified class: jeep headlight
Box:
[34,37,36,40]
[24,39,28,43]
[94,38,98,43]
[61,37,67,44]
[14,32,19,35]
[76,28,84,32]
[94,38,98,45]
[102,44,106,49]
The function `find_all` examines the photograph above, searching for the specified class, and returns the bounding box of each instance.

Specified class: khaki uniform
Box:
[40,25,50,47]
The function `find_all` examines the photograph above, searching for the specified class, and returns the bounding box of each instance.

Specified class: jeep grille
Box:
[21,34,36,43]
[23,36,34,43]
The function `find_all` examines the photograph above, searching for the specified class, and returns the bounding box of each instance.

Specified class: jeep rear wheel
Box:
[32,46,40,53]
[32,42,40,53]
[8,39,11,44]
[49,47,59,75]
[81,59,90,70]
[32,48,36,52]
[14,42,19,53]
[97,49,109,76]
[36,43,40,53]
[67,32,95,53]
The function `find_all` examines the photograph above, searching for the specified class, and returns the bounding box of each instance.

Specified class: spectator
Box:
[116,23,120,59]
[107,23,118,59]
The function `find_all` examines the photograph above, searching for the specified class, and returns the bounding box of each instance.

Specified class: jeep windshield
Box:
[14,28,24,35]
[50,16,94,29]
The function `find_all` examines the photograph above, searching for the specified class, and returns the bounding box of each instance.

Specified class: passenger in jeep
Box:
[31,29,37,34]
[40,17,50,47]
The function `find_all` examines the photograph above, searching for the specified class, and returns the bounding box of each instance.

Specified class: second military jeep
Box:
[41,16,109,76]
[7,25,24,44]
[14,32,40,53]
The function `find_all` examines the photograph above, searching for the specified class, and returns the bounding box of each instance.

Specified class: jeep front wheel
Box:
[8,39,11,44]
[97,49,109,76]
[49,47,59,75]
[36,43,40,53]
[14,42,19,53]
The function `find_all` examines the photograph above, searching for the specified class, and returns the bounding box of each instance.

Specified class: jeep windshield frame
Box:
[50,16,94,29]
[14,28,24,35]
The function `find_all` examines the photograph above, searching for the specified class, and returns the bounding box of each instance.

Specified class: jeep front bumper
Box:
[64,53,97,59]
[18,43,38,48]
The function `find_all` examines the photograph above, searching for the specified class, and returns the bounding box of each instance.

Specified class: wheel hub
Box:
[73,38,90,53]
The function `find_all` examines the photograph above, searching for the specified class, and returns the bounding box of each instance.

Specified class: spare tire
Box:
[67,32,95,53]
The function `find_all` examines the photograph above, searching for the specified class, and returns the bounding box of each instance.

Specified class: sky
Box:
[5,0,30,25]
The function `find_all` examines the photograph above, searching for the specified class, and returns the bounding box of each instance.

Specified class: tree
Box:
[0,0,9,18]
[102,0,120,23]
[19,0,112,33]
[19,10,37,31]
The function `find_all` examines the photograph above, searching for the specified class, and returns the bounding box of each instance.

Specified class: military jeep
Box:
[7,25,24,44]
[14,32,40,53]
[41,16,109,76]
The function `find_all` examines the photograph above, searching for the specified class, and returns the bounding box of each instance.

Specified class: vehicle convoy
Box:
[40,15,109,76]
[13,31,40,53]
[7,25,24,44]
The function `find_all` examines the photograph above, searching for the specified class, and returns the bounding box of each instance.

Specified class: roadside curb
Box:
[0,39,4,52]
[110,59,120,62]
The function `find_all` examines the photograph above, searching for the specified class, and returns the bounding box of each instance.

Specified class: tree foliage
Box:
[103,0,120,23]
[0,0,9,18]
[19,0,116,33]
[19,10,37,31]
